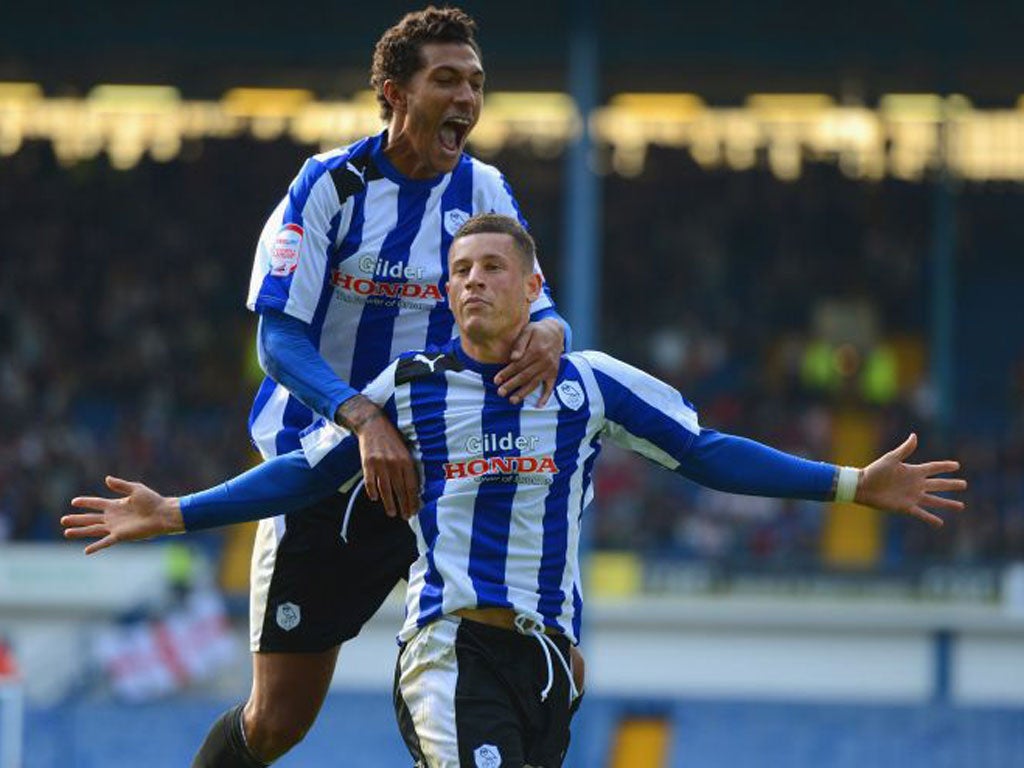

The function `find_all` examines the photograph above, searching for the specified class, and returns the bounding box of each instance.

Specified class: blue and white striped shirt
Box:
[182,338,838,643]
[245,131,558,459]
[301,339,704,644]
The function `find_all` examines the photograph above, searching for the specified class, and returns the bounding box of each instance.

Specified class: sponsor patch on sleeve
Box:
[270,223,303,276]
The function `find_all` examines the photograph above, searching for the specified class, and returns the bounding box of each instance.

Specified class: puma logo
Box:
[396,350,462,385]
[414,353,445,373]
[346,161,366,183]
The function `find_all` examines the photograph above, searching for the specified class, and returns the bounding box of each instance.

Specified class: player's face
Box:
[387,42,484,178]
[448,233,541,346]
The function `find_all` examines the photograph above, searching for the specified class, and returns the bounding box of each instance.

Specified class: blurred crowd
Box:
[0,140,285,542]
[589,149,1024,568]
[1,139,1022,573]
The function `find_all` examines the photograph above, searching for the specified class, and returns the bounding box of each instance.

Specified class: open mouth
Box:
[439,116,471,153]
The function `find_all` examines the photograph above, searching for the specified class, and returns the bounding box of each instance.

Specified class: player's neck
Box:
[460,323,525,365]
[384,119,435,180]
[460,335,513,365]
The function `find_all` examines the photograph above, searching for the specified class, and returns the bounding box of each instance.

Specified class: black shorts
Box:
[249,485,417,652]
[393,617,574,768]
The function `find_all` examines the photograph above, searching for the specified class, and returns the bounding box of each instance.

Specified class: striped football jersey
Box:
[299,339,702,644]
[246,131,557,459]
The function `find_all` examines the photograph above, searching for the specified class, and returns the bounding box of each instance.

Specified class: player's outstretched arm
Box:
[65,441,363,554]
[853,433,966,527]
[495,317,565,406]
[63,477,183,555]
[582,351,966,528]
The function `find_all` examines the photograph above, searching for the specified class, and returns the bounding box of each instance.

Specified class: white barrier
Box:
[334,591,1024,705]
[2,543,1022,707]
[0,544,170,615]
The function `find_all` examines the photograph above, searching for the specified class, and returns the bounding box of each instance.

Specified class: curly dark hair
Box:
[370,6,481,121]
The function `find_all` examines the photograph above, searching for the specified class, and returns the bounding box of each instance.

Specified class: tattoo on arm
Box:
[335,395,383,433]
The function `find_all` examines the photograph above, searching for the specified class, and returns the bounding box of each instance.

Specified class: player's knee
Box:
[244,702,314,761]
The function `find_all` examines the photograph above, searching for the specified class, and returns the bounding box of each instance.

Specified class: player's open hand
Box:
[854,433,967,527]
[62,476,184,554]
[495,318,564,407]
[339,395,421,520]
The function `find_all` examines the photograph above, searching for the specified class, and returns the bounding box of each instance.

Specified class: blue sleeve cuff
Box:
[678,429,837,501]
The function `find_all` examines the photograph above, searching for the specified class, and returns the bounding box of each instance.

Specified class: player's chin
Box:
[433,140,463,172]
[461,315,489,337]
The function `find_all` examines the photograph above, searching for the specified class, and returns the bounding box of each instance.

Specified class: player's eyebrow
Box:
[432,64,485,79]
[451,252,505,269]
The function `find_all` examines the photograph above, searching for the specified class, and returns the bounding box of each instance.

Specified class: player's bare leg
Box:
[190,646,340,767]
[244,647,340,761]
[570,645,585,697]
[569,645,586,722]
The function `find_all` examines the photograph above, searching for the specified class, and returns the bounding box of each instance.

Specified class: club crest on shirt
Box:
[473,744,501,768]
[555,380,585,411]
[276,602,301,631]
[270,223,303,276]
[444,208,471,236]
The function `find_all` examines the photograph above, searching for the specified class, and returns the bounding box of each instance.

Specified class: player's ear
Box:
[383,80,406,114]
[525,272,542,303]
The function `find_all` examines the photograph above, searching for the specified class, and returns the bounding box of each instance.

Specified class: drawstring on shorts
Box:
[513,613,579,704]
[340,479,365,543]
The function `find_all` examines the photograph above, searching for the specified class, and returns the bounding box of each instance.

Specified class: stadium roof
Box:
[5,0,1024,104]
